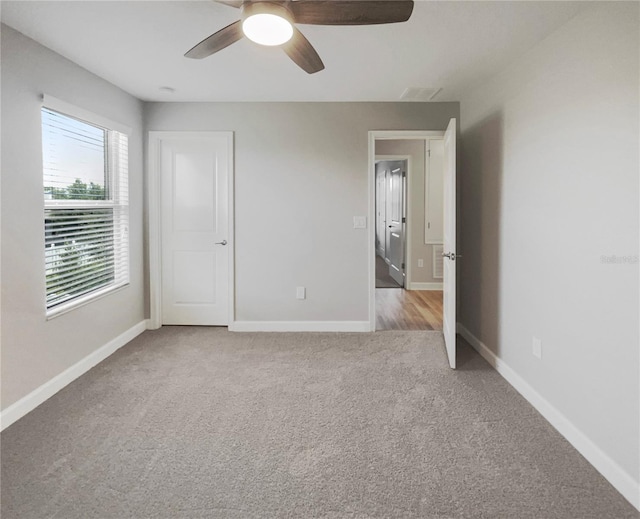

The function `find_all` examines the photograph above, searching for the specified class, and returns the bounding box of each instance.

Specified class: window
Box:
[42,103,129,316]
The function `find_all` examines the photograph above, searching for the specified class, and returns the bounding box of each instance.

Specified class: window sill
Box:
[46,282,130,320]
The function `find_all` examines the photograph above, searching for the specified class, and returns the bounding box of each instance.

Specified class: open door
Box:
[375,162,387,259]
[386,161,406,286]
[442,119,457,368]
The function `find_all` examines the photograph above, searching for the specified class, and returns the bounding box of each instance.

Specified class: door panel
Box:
[386,161,406,287]
[425,139,444,244]
[442,119,457,368]
[172,251,216,304]
[160,134,231,325]
[383,166,392,265]
[375,162,387,258]
[173,152,217,232]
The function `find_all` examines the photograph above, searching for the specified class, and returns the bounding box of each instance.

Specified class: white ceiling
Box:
[1,1,584,102]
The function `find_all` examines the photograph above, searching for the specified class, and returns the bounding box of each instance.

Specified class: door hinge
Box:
[401,262,405,270]
[428,222,431,229]
[402,217,406,223]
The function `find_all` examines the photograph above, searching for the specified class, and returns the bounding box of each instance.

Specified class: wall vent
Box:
[400,87,442,102]
[433,244,444,279]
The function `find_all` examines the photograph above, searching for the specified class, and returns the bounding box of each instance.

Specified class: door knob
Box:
[215,240,227,246]
[442,252,461,260]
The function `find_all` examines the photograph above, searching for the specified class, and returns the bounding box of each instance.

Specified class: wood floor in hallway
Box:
[376,288,443,331]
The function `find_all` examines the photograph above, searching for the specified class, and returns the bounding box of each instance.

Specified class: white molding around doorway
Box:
[368,130,444,331]
[147,131,235,330]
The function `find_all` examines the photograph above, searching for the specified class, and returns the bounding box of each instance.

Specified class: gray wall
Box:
[0,25,145,409]
[144,102,459,322]
[459,3,639,482]
[375,139,440,285]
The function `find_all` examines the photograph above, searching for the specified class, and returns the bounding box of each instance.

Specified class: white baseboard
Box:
[229,321,371,332]
[407,282,443,291]
[0,320,147,431]
[456,323,640,511]
[145,318,160,330]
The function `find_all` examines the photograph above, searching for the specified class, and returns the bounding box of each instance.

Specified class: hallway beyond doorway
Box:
[376,288,443,331]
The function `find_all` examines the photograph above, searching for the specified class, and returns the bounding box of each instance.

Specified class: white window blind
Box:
[42,106,129,315]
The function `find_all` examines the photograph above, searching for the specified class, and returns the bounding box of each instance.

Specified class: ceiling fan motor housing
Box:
[241,2,294,25]
[241,1,295,46]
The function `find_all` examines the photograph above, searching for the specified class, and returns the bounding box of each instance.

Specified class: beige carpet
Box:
[1,328,636,518]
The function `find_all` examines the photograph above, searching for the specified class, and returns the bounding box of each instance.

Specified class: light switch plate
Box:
[532,337,542,359]
[353,216,367,229]
[296,287,306,300]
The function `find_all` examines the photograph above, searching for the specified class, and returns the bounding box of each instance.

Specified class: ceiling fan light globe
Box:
[242,13,293,46]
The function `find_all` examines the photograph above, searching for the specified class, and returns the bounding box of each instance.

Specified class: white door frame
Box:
[368,130,444,331]
[147,131,235,330]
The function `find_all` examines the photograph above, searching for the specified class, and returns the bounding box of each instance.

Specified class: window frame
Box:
[41,95,131,319]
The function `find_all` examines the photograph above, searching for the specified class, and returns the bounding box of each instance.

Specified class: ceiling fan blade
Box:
[215,0,243,8]
[282,27,325,74]
[291,0,414,25]
[185,20,243,59]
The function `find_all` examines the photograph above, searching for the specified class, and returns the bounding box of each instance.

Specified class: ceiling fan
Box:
[185,0,415,74]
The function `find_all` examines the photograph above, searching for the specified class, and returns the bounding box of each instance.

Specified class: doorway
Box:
[373,136,443,332]
[147,131,235,329]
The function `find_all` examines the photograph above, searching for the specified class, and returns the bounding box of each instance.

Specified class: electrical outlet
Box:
[532,337,542,360]
[296,287,306,300]
[418,259,424,268]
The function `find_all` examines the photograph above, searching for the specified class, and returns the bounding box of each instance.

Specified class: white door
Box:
[425,139,444,245]
[442,119,457,368]
[160,133,232,325]
[375,162,387,258]
[386,161,406,287]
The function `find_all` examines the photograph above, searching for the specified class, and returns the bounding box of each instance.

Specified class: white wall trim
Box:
[0,321,147,431]
[407,282,443,291]
[147,131,235,329]
[457,323,640,511]
[373,130,445,140]
[229,321,371,332]
[368,130,446,332]
[41,94,132,136]
[147,132,163,330]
